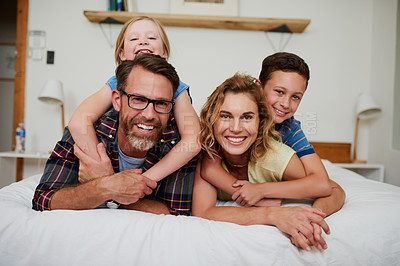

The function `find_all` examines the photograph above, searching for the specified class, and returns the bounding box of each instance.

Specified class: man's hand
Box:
[232,180,264,206]
[74,143,114,183]
[267,206,330,251]
[103,169,157,205]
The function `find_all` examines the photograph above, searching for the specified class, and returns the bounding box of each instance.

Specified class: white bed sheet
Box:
[1,161,400,266]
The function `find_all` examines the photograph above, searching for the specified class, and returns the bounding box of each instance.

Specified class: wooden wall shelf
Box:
[83,11,310,33]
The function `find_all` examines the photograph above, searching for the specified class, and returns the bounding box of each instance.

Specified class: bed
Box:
[1,160,399,266]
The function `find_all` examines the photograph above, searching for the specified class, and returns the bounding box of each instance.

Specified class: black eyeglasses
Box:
[121,90,175,114]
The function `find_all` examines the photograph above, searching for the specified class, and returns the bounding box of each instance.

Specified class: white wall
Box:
[368,0,400,186]
[392,0,400,151]
[19,0,399,185]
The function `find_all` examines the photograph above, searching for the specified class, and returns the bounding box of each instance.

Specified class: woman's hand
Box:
[74,142,114,183]
[268,206,330,251]
[232,180,264,206]
[290,222,328,250]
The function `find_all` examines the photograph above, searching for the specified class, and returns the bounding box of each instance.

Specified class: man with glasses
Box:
[32,54,197,215]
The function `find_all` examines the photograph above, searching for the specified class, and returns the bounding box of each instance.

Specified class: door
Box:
[0,1,17,151]
[0,0,28,152]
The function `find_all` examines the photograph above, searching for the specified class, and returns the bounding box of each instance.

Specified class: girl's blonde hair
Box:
[114,16,170,65]
[199,73,280,163]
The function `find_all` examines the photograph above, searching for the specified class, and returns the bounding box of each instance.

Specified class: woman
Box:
[192,73,344,251]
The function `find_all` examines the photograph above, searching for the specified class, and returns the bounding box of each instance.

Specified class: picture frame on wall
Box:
[169,0,238,16]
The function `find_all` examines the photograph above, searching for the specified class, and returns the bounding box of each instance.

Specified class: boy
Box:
[256,52,335,201]
[201,52,343,210]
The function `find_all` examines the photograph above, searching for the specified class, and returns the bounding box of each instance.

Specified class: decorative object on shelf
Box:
[116,0,124,11]
[108,0,126,11]
[170,0,238,16]
[125,0,136,12]
[38,79,65,130]
[353,92,381,163]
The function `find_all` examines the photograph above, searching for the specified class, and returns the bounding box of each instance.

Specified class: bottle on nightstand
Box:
[15,123,25,153]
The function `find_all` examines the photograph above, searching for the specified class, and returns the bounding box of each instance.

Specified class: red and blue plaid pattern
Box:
[32,108,197,215]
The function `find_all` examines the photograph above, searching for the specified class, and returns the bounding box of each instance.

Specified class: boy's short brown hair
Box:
[259,52,310,89]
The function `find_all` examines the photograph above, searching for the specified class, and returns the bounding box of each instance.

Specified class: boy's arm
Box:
[234,166,344,210]
[202,151,282,207]
[232,154,305,205]
[312,180,345,216]
[297,153,333,195]
[200,154,239,196]
[143,91,201,182]
[242,155,345,213]
[233,153,331,201]
[68,85,113,161]
[255,153,332,199]
[277,122,332,197]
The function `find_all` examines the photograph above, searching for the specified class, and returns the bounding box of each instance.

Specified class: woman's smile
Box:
[225,136,247,145]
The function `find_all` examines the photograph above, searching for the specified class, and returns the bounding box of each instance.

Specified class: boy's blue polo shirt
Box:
[275,117,315,158]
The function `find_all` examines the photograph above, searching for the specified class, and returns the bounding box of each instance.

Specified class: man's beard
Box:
[120,114,163,152]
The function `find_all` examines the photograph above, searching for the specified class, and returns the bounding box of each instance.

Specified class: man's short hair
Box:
[259,52,310,89]
[116,54,179,97]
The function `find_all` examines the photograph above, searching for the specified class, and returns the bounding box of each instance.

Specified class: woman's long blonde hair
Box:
[199,73,280,163]
[114,16,170,65]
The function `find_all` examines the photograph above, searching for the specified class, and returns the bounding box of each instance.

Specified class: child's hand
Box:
[74,143,114,183]
[231,180,264,206]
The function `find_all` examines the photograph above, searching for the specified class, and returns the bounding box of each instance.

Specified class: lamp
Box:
[38,80,65,129]
[353,92,381,163]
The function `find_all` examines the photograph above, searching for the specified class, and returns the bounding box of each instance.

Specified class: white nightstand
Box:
[0,151,49,182]
[334,163,384,182]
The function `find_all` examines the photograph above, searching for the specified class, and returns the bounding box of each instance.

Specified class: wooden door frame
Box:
[13,0,28,181]
[13,0,28,150]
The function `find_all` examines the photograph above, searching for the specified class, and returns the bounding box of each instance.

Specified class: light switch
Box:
[47,51,54,64]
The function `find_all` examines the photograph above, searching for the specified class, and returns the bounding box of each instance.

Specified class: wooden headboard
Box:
[309,142,352,163]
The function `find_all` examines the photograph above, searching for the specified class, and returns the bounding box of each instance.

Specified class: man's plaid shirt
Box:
[32,108,197,215]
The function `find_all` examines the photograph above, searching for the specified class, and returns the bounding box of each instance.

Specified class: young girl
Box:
[192,73,343,251]
[69,16,200,182]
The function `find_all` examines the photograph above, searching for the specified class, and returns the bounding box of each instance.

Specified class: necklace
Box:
[224,159,248,168]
